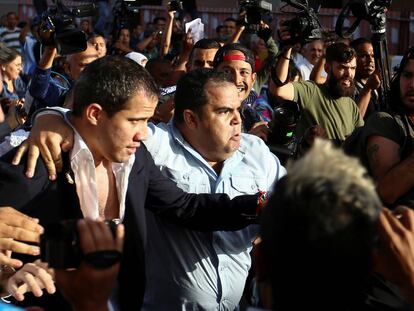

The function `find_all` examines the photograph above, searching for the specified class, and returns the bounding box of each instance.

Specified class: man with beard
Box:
[350,37,381,119]
[272,41,363,146]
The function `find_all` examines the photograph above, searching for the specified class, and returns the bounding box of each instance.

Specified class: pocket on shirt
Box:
[230,175,267,195]
[165,169,205,193]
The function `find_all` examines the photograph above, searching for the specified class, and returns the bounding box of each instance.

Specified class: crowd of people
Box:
[0,3,413,311]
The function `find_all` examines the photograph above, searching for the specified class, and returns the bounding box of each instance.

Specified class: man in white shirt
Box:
[0,57,263,310]
[296,39,325,81]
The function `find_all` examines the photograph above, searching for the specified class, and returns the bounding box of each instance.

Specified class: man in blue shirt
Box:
[142,69,285,310]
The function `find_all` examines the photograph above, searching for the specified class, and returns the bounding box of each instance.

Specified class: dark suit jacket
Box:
[0,144,258,310]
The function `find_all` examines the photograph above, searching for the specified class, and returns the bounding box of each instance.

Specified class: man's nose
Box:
[232,109,242,125]
[133,126,148,142]
[234,71,243,85]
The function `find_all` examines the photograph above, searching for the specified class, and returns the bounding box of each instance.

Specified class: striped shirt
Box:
[0,27,21,52]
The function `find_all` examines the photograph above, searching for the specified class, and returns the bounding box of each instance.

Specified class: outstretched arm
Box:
[12,112,74,180]
[269,22,294,101]
[376,207,414,306]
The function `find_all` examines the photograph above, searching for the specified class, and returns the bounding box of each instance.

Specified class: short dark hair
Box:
[326,42,356,63]
[72,56,158,117]
[87,32,105,41]
[389,46,414,113]
[188,39,221,65]
[350,37,372,51]
[174,68,234,124]
[153,17,166,24]
[224,17,237,24]
[6,12,16,18]
[213,43,255,72]
[261,140,380,310]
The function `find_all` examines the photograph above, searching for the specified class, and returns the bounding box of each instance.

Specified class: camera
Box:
[238,0,273,33]
[266,100,300,163]
[40,219,120,269]
[113,0,162,31]
[335,0,392,37]
[280,0,322,45]
[168,1,183,12]
[40,0,96,55]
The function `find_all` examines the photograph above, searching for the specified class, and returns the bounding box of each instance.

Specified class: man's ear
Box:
[252,72,257,83]
[63,61,71,77]
[183,109,199,129]
[85,103,104,125]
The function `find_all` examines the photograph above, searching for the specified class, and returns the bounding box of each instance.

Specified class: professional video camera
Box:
[335,0,392,37]
[279,0,322,46]
[40,0,96,55]
[41,219,120,269]
[113,0,163,32]
[238,0,273,33]
[267,100,300,164]
[335,0,392,111]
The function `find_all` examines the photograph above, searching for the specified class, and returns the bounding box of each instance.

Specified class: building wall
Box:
[14,0,414,55]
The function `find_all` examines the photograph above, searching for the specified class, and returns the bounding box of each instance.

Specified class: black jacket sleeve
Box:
[142,145,259,231]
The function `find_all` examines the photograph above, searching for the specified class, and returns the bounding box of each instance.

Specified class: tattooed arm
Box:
[367,135,414,205]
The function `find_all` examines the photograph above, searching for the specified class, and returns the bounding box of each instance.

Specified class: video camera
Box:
[40,219,120,269]
[280,0,322,46]
[40,0,96,55]
[335,0,392,112]
[335,0,392,37]
[238,0,273,33]
[113,0,163,32]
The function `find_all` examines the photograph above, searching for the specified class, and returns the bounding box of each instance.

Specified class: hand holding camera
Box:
[278,20,293,47]
[53,218,124,310]
[1,98,27,130]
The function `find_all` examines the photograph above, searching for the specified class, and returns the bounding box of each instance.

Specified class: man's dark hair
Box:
[174,68,233,124]
[87,32,105,41]
[326,42,356,64]
[153,17,166,24]
[216,25,224,34]
[188,39,221,65]
[350,37,372,51]
[224,17,237,24]
[389,46,414,113]
[72,56,158,117]
[213,43,255,72]
[260,140,380,310]
[6,12,16,18]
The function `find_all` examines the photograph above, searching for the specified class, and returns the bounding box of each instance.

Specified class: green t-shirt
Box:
[293,81,364,145]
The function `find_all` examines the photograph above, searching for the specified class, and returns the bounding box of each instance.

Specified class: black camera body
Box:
[40,0,96,55]
[281,8,322,45]
[40,219,119,269]
[239,0,273,33]
[336,0,391,36]
[168,1,183,12]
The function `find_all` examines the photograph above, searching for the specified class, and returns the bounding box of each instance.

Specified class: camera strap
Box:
[84,250,122,269]
[270,66,289,87]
